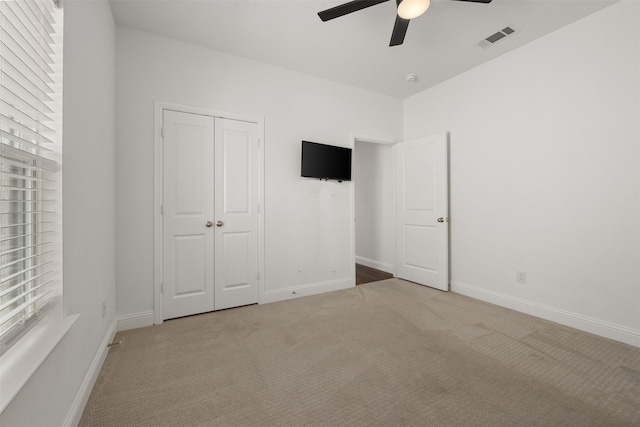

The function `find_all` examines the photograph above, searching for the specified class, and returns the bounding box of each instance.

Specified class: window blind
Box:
[0,0,62,355]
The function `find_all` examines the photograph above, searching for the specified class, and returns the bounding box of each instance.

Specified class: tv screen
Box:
[301,141,352,182]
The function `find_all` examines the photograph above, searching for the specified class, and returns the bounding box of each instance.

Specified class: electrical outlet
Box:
[516,271,527,284]
[102,300,107,318]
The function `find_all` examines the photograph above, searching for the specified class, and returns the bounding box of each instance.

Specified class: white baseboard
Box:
[261,277,354,304]
[355,256,394,274]
[64,318,117,427]
[116,311,155,332]
[451,281,640,348]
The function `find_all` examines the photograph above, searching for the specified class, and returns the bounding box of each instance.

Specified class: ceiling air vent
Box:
[477,26,517,49]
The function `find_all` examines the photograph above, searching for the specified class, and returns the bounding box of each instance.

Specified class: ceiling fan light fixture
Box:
[397,0,431,20]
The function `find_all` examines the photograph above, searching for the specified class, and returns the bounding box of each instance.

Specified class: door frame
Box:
[153,101,265,325]
[349,132,399,281]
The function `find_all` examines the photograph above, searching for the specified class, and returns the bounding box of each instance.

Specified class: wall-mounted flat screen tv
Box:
[301,141,352,182]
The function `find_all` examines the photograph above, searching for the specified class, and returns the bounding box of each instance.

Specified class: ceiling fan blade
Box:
[318,0,390,22]
[389,14,410,46]
[451,0,493,3]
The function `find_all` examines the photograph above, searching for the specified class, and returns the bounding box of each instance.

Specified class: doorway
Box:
[353,137,396,285]
[352,133,450,291]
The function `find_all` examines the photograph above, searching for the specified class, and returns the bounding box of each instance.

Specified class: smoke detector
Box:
[405,73,418,83]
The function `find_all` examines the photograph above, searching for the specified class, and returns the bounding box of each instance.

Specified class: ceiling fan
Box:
[318,0,493,46]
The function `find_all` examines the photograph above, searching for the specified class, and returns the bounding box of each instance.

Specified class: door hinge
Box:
[161,126,164,137]
[161,283,164,294]
[257,204,260,213]
[257,138,260,147]
[256,271,260,281]
[160,204,164,215]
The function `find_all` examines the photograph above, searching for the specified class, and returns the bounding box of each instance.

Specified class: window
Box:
[0,0,63,356]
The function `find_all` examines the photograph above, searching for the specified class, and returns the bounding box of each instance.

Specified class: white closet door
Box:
[162,110,215,319]
[214,118,260,310]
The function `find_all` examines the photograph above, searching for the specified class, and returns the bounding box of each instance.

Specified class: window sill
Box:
[0,314,79,413]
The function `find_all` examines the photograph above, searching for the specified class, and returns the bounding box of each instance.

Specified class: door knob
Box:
[205,221,213,228]
[437,217,446,223]
[216,221,224,227]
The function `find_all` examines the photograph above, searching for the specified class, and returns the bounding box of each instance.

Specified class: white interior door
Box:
[214,118,259,310]
[395,133,449,291]
[162,111,259,319]
[162,110,215,319]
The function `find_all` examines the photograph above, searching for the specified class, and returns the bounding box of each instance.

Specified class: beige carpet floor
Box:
[80,279,640,426]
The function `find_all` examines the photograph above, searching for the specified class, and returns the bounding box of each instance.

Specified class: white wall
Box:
[115,27,402,320]
[354,141,395,273]
[0,1,117,425]
[404,1,640,345]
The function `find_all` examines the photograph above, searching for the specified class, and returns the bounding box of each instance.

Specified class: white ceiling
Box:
[108,0,618,99]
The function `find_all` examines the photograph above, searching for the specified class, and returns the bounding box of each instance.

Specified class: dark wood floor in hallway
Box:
[355,263,393,285]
